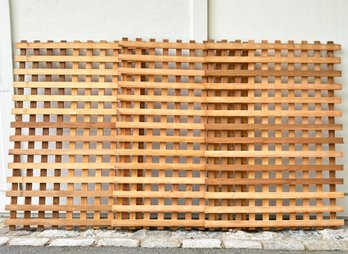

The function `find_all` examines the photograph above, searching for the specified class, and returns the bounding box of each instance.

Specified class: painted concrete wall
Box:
[0,0,14,214]
[209,0,348,216]
[10,0,207,42]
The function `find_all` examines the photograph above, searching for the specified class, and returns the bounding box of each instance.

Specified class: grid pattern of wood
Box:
[7,41,119,229]
[204,40,344,229]
[6,39,344,230]
[114,39,206,229]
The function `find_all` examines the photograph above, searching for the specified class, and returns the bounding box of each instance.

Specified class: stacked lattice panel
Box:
[6,39,344,230]
[114,39,206,229]
[204,40,343,229]
[7,41,118,229]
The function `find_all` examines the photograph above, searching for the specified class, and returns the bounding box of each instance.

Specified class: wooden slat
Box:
[117,108,341,117]
[13,81,118,89]
[206,178,343,185]
[206,56,340,64]
[205,137,343,144]
[204,220,344,228]
[119,54,205,63]
[8,176,113,183]
[112,220,204,227]
[15,55,119,62]
[206,69,341,77]
[9,149,117,155]
[6,190,112,197]
[11,122,115,128]
[114,177,205,184]
[117,94,341,104]
[113,191,204,198]
[205,96,341,104]
[6,205,111,211]
[118,81,342,90]
[14,68,119,76]
[6,219,112,226]
[116,121,205,130]
[118,40,205,49]
[204,42,341,50]
[13,95,117,102]
[119,55,341,64]
[112,205,204,212]
[205,123,343,130]
[119,67,204,76]
[205,110,342,117]
[205,192,344,199]
[205,151,343,158]
[205,164,343,172]
[9,163,115,169]
[204,83,342,90]
[16,42,120,49]
[205,206,344,213]
[12,108,116,115]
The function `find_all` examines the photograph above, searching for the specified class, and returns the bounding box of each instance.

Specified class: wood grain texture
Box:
[6,39,343,230]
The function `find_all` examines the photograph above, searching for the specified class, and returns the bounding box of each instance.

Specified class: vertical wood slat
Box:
[6,39,344,230]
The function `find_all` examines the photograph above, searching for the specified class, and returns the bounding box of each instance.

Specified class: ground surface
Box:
[1,247,348,254]
[0,217,347,252]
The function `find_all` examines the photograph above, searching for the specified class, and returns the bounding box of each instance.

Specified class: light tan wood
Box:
[15,55,119,62]
[14,68,119,75]
[7,39,343,230]
[206,69,341,77]
[13,95,117,102]
[13,81,118,88]
[204,220,344,228]
[204,41,341,50]
[205,192,344,199]
[16,42,120,49]
[8,40,118,229]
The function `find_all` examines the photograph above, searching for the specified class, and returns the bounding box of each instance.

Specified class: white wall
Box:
[0,0,14,214]
[209,0,348,216]
[10,0,207,42]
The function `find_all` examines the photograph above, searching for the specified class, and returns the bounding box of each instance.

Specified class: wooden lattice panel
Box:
[114,39,206,229]
[6,39,344,230]
[7,41,119,229]
[204,40,344,229]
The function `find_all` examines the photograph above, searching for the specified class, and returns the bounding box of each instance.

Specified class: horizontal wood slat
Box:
[6,39,343,230]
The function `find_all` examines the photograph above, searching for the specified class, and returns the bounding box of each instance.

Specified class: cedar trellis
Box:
[6,39,344,230]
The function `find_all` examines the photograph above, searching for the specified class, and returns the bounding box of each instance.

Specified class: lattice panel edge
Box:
[6,39,344,230]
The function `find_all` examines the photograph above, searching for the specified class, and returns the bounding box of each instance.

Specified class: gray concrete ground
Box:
[0,247,347,254]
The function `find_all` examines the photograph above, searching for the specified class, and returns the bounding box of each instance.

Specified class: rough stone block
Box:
[49,238,95,247]
[303,240,348,251]
[223,239,262,249]
[38,229,80,238]
[97,238,139,247]
[262,240,305,250]
[0,237,9,246]
[9,237,49,246]
[182,239,221,248]
[141,238,180,248]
